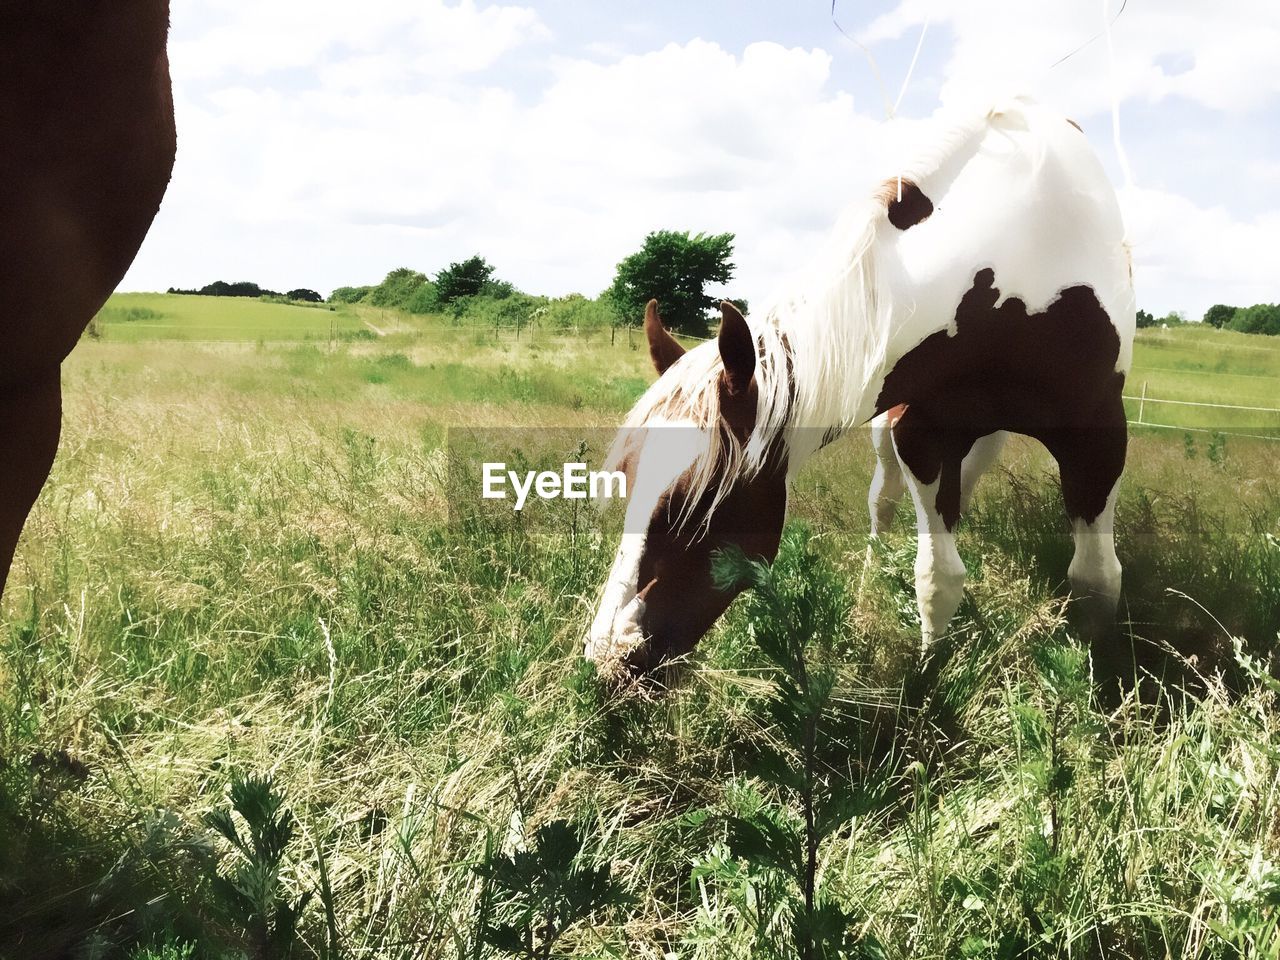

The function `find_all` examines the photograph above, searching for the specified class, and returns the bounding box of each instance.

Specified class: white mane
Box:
[609,99,1036,530]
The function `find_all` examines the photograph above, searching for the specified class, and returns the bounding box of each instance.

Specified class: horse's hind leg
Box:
[1045,403,1127,635]
[868,406,907,536]
[0,371,62,597]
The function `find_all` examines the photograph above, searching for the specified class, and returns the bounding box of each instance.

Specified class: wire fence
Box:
[1124,381,1280,442]
[97,312,1280,442]
[457,326,1280,443]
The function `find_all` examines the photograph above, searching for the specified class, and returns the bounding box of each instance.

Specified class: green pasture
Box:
[92,292,366,342]
[1128,325,1280,436]
[0,296,1277,959]
[92,291,1280,423]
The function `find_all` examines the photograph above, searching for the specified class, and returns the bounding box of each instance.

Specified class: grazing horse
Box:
[587,97,1134,677]
[0,3,175,595]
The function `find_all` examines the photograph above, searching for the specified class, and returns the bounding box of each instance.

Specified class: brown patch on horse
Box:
[628,458,787,674]
[877,178,934,230]
[643,299,686,375]
[620,303,787,673]
[717,300,755,396]
[628,410,787,673]
[1066,118,1084,133]
[0,3,175,594]
[877,268,1126,528]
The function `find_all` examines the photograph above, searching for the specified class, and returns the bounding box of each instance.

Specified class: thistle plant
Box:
[203,773,312,960]
[473,819,629,959]
[709,525,888,960]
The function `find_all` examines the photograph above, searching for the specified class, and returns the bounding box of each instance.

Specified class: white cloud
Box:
[859,0,1280,117]
[171,0,548,83]
[1121,187,1280,317]
[128,29,882,309]
[123,4,1279,323]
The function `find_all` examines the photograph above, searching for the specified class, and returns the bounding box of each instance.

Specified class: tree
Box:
[168,280,282,298]
[1135,308,1157,328]
[404,281,439,314]
[1203,303,1237,329]
[483,278,517,300]
[435,255,496,304]
[287,288,322,303]
[1228,303,1280,336]
[329,285,373,304]
[606,230,735,336]
[368,267,428,308]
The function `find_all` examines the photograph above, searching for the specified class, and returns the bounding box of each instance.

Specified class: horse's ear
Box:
[644,299,686,375]
[718,301,754,395]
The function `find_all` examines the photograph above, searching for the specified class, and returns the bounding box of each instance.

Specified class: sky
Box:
[121,0,1280,320]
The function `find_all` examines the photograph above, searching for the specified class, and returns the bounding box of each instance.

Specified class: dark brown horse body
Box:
[0,1,175,593]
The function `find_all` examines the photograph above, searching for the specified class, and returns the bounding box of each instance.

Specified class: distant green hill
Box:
[1127,325,1280,436]
[91,293,364,342]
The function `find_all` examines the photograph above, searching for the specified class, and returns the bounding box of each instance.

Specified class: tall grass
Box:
[0,322,1277,958]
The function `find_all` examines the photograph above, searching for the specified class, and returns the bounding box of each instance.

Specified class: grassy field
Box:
[1,296,1278,959]
[92,293,367,342]
[1127,325,1280,436]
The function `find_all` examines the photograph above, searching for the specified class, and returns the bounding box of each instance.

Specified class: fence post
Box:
[1137,381,1147,424]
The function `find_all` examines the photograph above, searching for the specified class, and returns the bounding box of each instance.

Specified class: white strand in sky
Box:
[1103,0,1136,192]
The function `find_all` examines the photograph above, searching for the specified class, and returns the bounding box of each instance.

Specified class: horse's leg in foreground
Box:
[867,409,906,536]
[0,373,62,596]
[1047,403,1127,636]
[0,4,176,599]
[1067,484,1122,631]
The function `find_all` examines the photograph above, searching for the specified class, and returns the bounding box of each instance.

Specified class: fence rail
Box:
[1126,422,1280,442]
[1124,379,1280,442]
[1122,394,1280,415]
[1138,365,1280,382]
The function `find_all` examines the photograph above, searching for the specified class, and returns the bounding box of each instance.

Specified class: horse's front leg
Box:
[904,473,967,652]
[958,430,1008,515]
[867,407,907,536]
[0,371,62,596]
[890,411,978,653]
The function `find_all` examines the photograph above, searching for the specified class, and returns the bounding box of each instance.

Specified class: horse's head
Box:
[586,299,790,677]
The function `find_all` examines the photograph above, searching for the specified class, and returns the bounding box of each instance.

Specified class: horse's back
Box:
[0,2,175,381]
[872,99,1134,437]
[883,100,1131,353]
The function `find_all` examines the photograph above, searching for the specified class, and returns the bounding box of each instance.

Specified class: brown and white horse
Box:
[0,2,175,595]
[587,97,1134,677]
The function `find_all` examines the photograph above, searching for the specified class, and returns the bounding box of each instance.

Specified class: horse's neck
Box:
[2,2,171,140]
[768,263,888,471]
[3,2,171,72]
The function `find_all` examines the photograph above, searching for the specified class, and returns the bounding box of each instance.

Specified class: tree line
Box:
[168,280,323,303]
[1136,303,1280,336]
[329,232,739,337]
[1200,303,1280,336]
[167,240,1280,340]
[331,242,1280,340]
